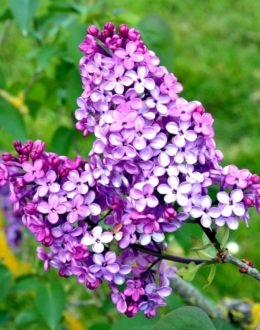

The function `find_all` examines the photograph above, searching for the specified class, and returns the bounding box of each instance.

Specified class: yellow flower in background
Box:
[246,303,260,330]
[0,89,29,115]
[64,312,86,330]
[0,209,32,277]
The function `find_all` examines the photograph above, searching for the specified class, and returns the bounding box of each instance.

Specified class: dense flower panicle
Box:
[0,185,23,251]
[0,22,260,318]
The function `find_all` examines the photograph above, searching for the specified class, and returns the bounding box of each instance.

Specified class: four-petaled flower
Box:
[157,176,191,206]
[22,160,44,183]
[130,183,158,212]
[63,170,90,196]
[190,196,220,227]
[36,170,60,197]
[37,194,67,224]
[217,189,245,217]
[89,251,120,281]
[81,226,113,253]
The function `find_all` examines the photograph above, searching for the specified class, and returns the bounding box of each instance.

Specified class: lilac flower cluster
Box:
[0,22,259,318]
[0,184,23,251]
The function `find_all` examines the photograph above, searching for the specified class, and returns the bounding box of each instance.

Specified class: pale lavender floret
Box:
[157,176,192,206]
[124,279,145,301]
[125,66,155,94]
[81,225,113,253]
[130,183,158,212]
[215,216,239,230]
[224,165,250,189]
[22,159,44,183]
[113,265,132,285]
[66,194,91,223]
[193,112,214,136]
[146,87,170,115]
[160,73,183,100]
[36,170,60,197]
[112,89,143,111]
[0,164,9,186]
[149,133,178,167]
[217,189,245,217]
[133,117,158,151]
[190,195,220,228]
[62,170,90,196]
[138,229,164,246]
[114,41,144,70]
[105,106,137,132]
[89,251,120,281]
[166,121,197,148]
[178,164,205,184]
[37,194,67,224]
[119,224,137,248]
[174,143,198,165]
[109,131,137,160]
[90,89,112,112]
[104,64,133,94]
[169,97,196,121]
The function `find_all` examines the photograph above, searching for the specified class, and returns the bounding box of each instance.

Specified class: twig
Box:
[131,244,216,265]
[200,225,260,281]
[171,274,254,327]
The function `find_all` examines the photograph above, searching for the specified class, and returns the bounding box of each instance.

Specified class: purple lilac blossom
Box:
[0,22,259,319]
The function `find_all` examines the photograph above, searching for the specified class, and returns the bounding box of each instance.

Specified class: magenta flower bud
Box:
[100,30,110,40]
[2,152,14,162]
[104,22,115,33]
[24,202,37,215]
[86,278,101,290]
[74,245,90,260]
[87,24,99,36]
[244,196,254,207]
[31,140,45,160]
[126,304,139,318]
[119,24,129,36]
[59,167,69,178]
[164,207,177,220]
[13,140,22,153]
[21,140,33,155]
[251,174,260,184]
[18,154,28,163]
[128,28,141,41]
[194,103,205,114]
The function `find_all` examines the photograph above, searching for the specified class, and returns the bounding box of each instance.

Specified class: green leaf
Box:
[0,69,6,88]
[14,310,39,329]
[0,310,10,326]
[0,264,12,301]
[177,262,202,282]
[11,275,40,293]
[173,223,202,253]
[66,68,82,109]
[50,126,74,155]
[34,279,66,330]
[37,44,59,71]
[138,14,174,70]
[212,318,238,330]
[203,265,216,288]
[66,20,87,64]
[0,100,27,141]
[153,306,216,330]
[219,227,230,248]
[9,0,40,36]
[112,313,159,330]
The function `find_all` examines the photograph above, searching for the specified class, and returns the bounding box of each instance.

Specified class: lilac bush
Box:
[0,22,259,318]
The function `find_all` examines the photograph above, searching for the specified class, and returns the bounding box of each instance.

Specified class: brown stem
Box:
[131,244,215,265]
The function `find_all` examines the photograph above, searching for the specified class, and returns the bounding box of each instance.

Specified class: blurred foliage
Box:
[0,0,260,329]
